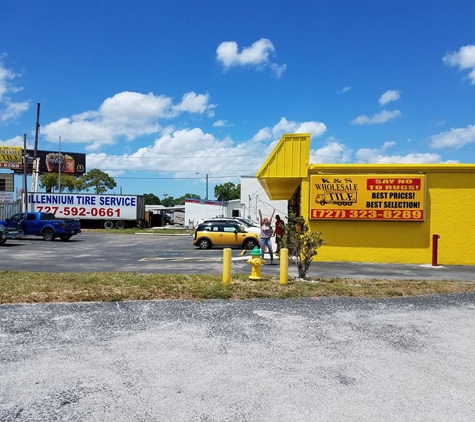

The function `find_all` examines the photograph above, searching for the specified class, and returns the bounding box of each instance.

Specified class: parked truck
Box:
[0,212,81,241]
[27,193,146,229]
[0,224,24,245]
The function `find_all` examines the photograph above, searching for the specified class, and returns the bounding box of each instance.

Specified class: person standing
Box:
[258,209,275,264]
[274,215,285,255]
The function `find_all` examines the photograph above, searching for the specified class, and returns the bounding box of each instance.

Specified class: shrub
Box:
[282,212,325,278]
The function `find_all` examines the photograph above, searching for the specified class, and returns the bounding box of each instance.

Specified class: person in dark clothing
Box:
[274,215,285,254]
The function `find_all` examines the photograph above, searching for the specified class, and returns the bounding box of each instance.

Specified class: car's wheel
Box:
[42,228,55,241]
[104,221,114,229]
[197,238,212,249]
[115,221,125,229]
[60,235,72,241]
[0,238,6,245]
[243,238,258,250]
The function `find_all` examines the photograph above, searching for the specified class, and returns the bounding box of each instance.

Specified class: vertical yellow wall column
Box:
[223,248,232,285]
[279,248,288,285]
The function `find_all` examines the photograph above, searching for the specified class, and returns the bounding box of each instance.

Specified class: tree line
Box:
[40,170,240,206]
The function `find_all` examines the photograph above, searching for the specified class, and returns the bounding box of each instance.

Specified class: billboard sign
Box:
[0,146,23,169]
[13,149,86,176]
[309,174,426,222]
[27,193,139,220]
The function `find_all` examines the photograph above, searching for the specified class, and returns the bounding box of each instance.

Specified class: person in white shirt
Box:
[258,209,275,264]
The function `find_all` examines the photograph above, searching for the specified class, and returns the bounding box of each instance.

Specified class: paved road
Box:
[1,295,474,421]
[1,232,474,280]
[2,232,475,420]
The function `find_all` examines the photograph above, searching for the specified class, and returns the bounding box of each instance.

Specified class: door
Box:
[219,224,246,247]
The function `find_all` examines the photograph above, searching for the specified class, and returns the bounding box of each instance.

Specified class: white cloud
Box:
[252,117,327,142]
[356,141,445,163]
[0,63,16,102]
[173,92,215,116]
[429,124,475,149]
[351,109,402,125]
[0,100,29,122]
[311,139,352,163]
[212,119,227,127]
[216,38,286,78]
[338,86,352,94]
[443,44,475,84]
[379,90,401,106]
[0,135,27,147]
[252,128,272,142]
[269,62,287,79]
[86,117,327,180]
[41,91,217,151]
[0,60,29,123]
[87,127,256,178]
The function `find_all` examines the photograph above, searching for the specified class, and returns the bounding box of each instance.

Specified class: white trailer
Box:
[27,193,146,229]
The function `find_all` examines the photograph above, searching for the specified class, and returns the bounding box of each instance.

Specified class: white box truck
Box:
[27,193,146,229]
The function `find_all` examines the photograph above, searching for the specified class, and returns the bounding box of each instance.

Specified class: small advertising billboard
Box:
[309,174,426,222]
[0,146,23,169]
[13,149,86,176]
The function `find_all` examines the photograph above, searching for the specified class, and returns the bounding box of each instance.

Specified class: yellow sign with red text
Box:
[309,174,426,222]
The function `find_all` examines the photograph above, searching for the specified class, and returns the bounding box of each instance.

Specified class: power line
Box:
[114,174,249,180]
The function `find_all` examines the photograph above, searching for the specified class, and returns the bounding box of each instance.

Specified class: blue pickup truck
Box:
[0,212,81,241]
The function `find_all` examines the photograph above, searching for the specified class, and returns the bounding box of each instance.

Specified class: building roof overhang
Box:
[255,133,310,200]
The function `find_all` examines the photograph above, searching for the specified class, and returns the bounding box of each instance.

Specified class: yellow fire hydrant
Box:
[247,246,265,280]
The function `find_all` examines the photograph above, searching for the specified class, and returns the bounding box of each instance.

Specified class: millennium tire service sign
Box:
[28,193,139,220]
[309,174,426,221]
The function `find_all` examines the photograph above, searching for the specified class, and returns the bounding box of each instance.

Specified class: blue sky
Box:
[1,0,475,200]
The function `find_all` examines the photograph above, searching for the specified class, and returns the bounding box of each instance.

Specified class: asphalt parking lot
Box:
[1,295,475,421]
[1,231,474,280]
[1,232,474,421]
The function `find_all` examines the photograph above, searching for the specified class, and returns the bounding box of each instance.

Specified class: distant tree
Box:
[161,196,176,207]
[39,173,82,193]
[61,174,84,193]
[174,193,200,205]
[80,169,117,194]
[39,173,58,193]
[144,193,161,205]
[214,182,240,201]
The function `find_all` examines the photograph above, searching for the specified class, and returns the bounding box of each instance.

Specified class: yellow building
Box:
[256,133,475,266]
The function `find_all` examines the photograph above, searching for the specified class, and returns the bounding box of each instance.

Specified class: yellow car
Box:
[193,221,259,250]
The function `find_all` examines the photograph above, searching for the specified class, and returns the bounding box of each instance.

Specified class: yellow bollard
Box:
[223,248,232,285]
[279,248,288,285]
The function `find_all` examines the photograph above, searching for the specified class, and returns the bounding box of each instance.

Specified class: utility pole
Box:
[23,134,28,212]
[31,103,41,192]
[58,136,62,193]
[196,173,209,200]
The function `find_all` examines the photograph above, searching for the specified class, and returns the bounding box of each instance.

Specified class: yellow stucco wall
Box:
[258,133,475,266]
[304,172,475,265]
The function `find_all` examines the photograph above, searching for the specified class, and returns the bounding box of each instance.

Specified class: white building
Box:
[184,176,288,228]
[240,176,288,223]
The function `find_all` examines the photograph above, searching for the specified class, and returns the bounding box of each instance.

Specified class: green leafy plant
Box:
[282,212,325,278]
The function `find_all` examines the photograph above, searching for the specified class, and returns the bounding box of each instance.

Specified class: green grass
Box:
[1,270,474,304]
